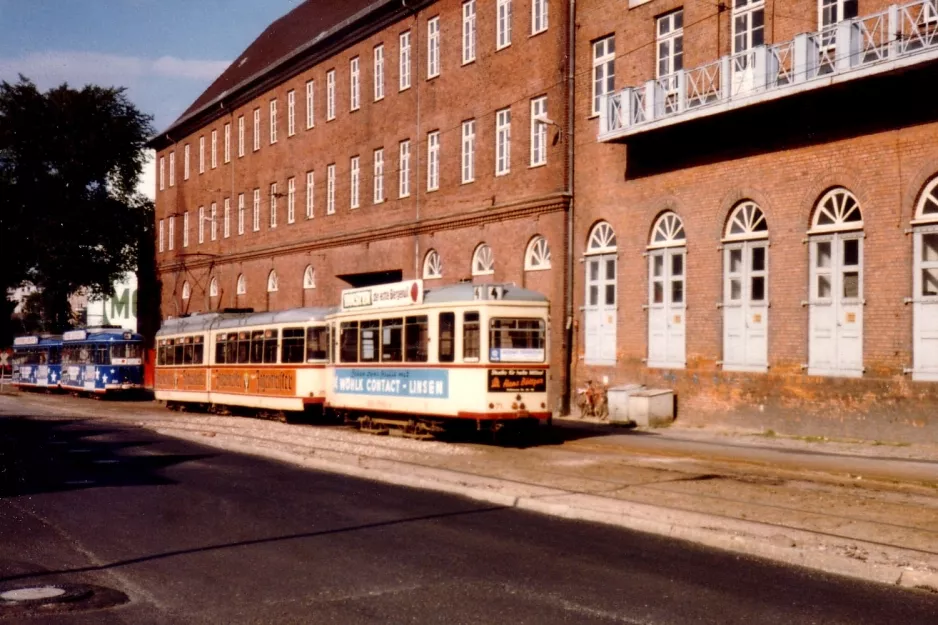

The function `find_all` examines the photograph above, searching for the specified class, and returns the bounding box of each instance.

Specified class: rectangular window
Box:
[184,144,190,179]
[350,57,360,111]
[158,219,164,251]
[360,320,380,363]
[287,90,296,136]
[497,0,512,49]
[490,318,546,361]
[340,322,359,362]
[281,328,305,364]
[399,140,411,198]
[427,130,440,191]
[592,36,616,117]
[169,152,175,187]
[656,10,684,79]
[269,99,278,144]
[211,129,217,169]
[532,0,548,34]
[306,327,329,362]
[373,148,384,204]
[350,156,360,209]
[496,108,511,175]
[199,136,205,173]
[306,171,314,218]
[199,206,205,244]
[463,1,476,64]
[326,70,336,120]
[210,202,217,241]
[183,211,190,247]
[168,215,175,250]
[305,80,315,128]
[381,318,403,362]
[405,316,429,362]
[238,193,245,235]
[269,182,278,228]
[224,123,231,163]
[287,177,296,223]
[223,198,231,238]
[374,45,385,101]
[327,164,336,214]
[530,96,547,167]
[439,312,455,363]
[399,31,412,90]
[253,189,260,231]
[427,17,440,78]
[238,116,245,157]
[462,120,475,183]
[253,108,260,151]
[159,156,165,190]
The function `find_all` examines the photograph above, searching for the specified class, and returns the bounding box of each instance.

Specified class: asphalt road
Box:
[1,409,936,624]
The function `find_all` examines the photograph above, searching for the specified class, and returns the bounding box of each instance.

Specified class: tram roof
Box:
[157,308,336,336]
[13,335,62,348]
[423,283,548,304]
[63,328,144,342]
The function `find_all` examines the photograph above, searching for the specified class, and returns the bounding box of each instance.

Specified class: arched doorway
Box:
[584,222,617,365]
[647,212,686,369]
[723,201,768,371]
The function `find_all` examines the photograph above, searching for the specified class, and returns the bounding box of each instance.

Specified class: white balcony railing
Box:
[599,0,938,140]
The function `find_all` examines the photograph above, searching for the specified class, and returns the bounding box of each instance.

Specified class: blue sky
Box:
[0,0,302,132]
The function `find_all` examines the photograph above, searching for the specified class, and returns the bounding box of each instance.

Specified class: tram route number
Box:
[487,369,546,393]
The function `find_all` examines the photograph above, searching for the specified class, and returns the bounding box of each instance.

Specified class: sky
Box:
[0,0,303,133]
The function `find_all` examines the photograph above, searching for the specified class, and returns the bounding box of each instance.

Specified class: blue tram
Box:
[60,327,145,395]
[11,335,63,390]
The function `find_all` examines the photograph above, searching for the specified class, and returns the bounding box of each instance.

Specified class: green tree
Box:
[0,76,154,336]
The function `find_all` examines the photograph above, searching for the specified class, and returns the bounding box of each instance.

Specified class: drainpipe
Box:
[561,0,576,417]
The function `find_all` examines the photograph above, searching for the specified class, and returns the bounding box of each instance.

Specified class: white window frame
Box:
[496,108,511,176]
[287,90,296,136]
[211,129,217,169]
[462,119,475,184]
[306,80,315,129]
[592,36,616,117]
[400,31,412,90]
[327,70,336,120]
[424,249,443,279]
[159,156,165,191]
[524,236,551,271]
[531,0,548,35]
[168,152,175,187]
[472,244,495,276]
[399,140,411,198]
[210,202,217,241]
[183,211,190,247]
[223,198,231,238]
[463,1,477,64]
[238,194,245,235]
[182,281,190,301]
[269,99,278,144]
[530,97,547,167]
[306,171,315,218]
[374,45,385,101]
[238,116,245,157]
[253,108,261,151]
[656,10,684,80]
[268,270,278,293]
[428,17,441,79]
[270,182,278,228]
[374,148,384,204]
[497,0,512,50]
[223,123,231,163]
[159,219,164,251]
[350,56,361,111]
[327,164,336,215]
[199,206,205,244]
[733,0,766,57]
[304,266,316,289]
[210,277,218,298]
[199,136,205,173]
[252,188,261,232]
[237,275,246,296]
[184,144,190,179]
[287,177,296,223]
[350,156,360,209]
[427,131,440,191]
[168,215,175,251]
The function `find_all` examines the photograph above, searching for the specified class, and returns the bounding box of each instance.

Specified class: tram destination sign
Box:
[487,369,547,393]
[341,280,424,311]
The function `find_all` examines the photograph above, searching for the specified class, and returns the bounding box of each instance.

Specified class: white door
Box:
[723,242,768,371]
[913,229,938,381]
[809,234,863,377]
[731,0,765,95]
[648,248,686,368]
[585,254,617,365]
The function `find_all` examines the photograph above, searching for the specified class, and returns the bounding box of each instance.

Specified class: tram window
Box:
[490,318,546,362]
[215,336,227,364]
[227,334,239,364]
[183,339,194,365]
[282,328,305,363]
[439,312,455,363]
[111,343,142,360]
[340,322,359,363]
[405,315,428,362]
[173,339,184,365]
[95,345,110,365]
[463,312,480,361]
[360,320,380,362]
[250,330,265,363]
[381,318,403,362]
[237,333,251,364]
[263,330,278,364]
[307,327,329,362]
[50,347,61,365]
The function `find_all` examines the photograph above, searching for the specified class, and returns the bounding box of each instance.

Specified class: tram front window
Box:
[111,343,142,361]
[306,327,329,362]
[489,318,546,362]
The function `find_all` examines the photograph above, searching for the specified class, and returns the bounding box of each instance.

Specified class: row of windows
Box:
[158,0,550,192]
[157,327,329,366]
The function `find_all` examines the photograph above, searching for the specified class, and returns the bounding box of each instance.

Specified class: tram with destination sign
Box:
[60,327,145,396]
[324,280,550,437]
[153,308,334,416]
[11,335,63,391]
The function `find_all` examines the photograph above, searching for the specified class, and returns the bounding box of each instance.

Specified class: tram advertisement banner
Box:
[211,368,297,396]
[156,368,208,391]
[487,369,547,393]
[334,368,448,399]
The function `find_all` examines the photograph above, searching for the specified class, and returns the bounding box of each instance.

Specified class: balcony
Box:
[599,0,938,141]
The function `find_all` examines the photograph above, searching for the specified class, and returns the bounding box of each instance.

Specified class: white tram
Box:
[324,280,550,436]
[154,308,333,416]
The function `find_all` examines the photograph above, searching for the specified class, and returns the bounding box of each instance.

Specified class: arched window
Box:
[583,222,617,365]
[209,277,218,297]
[586,221,616,255]
[911,176,938,381]
[724,201,768,241]
[181,281,191,300]
[524,236,551,271]
[915,176,938,223]
[267,269,278,293]
[649,211,686,248]
[236,274,246,295]
[303,265,316,289]
[722,202,769,371]
[471,244,494,276]
[423,249,443,279]
[647,212,686,369]
[807,188,863,377]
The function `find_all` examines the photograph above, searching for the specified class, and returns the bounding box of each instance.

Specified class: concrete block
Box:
[606,384,644,424]
[628,389,674,427]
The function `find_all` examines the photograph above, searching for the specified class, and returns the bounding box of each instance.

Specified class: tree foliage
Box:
[0,76,154,334]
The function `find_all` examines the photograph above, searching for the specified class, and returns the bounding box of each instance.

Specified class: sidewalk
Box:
[2,392,937,593]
